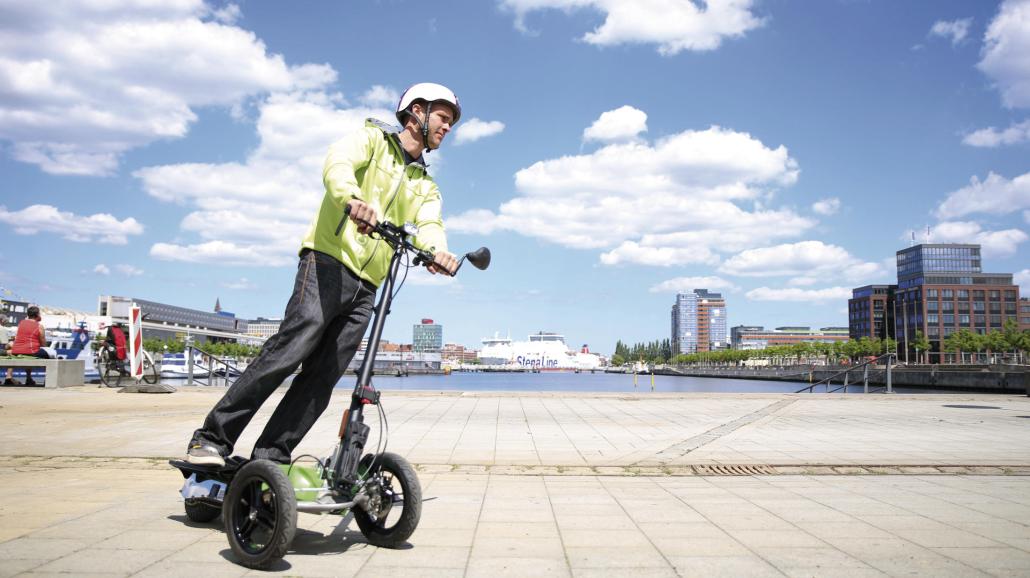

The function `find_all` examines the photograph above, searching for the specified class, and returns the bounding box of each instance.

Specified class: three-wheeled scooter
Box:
[170,207,490,568]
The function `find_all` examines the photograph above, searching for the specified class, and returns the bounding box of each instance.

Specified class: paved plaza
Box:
[0,386,1029,576]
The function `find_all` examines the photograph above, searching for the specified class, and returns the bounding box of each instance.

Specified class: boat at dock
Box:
[478,331,603,371]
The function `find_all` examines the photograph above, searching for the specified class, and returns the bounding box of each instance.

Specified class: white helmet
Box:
[395,82,461,126]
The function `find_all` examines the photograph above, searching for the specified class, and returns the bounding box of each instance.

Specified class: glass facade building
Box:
[413,319,442,352]
[671,289,727,354]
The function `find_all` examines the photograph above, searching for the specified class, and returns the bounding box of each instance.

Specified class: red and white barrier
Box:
[129,305,143,381]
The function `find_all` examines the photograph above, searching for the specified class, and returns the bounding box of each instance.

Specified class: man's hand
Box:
[428,251,458,276]
[347,199,378,235]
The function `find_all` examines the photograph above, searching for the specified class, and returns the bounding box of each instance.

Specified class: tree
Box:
[911,331,930,364]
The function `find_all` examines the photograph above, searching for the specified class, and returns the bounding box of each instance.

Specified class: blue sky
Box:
[1,0,1028,353]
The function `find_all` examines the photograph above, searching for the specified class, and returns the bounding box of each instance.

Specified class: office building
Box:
[672,289,728,354]
[848,285,896,340]
[731,326,850,350]
[97,295,247,343]
[413,318,442,352]
[849,244,1024,363]
[247,317,283,339]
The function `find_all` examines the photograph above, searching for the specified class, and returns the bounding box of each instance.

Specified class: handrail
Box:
[185,344,244,387]
[795,353,894,394]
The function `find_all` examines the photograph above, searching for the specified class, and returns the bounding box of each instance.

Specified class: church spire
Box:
[214,297,221,313]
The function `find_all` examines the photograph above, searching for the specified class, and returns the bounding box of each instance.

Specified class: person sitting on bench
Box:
[8,306,49,385]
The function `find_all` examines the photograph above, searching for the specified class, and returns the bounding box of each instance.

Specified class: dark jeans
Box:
[192,250,376,463]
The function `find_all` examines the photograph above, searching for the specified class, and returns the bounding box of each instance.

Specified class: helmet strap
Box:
[421,101,433,153]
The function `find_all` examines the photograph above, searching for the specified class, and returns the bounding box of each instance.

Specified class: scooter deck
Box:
[169,456,248,483]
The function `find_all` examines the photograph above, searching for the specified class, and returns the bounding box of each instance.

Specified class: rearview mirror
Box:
[465,247,491,270]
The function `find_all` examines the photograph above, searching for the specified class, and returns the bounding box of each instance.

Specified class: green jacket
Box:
[300,119,448,287]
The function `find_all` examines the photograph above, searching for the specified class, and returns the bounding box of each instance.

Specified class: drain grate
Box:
[693,464,775,476]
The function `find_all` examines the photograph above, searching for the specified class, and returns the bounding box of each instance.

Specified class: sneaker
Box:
[186,443,225,467]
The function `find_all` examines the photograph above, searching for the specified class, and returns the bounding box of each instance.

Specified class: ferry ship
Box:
[478,332,603,370]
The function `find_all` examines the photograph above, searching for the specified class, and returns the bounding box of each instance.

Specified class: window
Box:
[957,302,970,313]
[942,302,954,312]
[927,289,938,298]
[990,303,1001,313]
[927,301,939,312]
[1005,290,1017,301]
[957,290,969,299]
[959,315,970,325]
[942,289,953,299]
[990,290,1001,300]
[974,314,986,326]
[927,326,939,337]
[974,290,985,299]
[927,314,938,324]
[943,314,955,325]
[974,301,985,312]
[990,315,1002,326]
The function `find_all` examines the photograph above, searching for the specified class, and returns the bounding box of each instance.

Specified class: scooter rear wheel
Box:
[354,452,421,547]
[223,459,296,569]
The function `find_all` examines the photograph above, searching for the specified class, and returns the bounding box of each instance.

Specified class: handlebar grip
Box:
[336,203,353,236]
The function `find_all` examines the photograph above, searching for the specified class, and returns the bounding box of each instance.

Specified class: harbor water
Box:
[322,371,940,394]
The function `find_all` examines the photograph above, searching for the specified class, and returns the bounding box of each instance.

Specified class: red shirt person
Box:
[11,306,49,359]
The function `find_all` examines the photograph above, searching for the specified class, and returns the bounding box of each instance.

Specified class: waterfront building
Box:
[0,298,29,325]
[97,295,247,343]
[1021,298,1030,327]
[672,289,727,354]
[441,343,479,363]
[413,318,442,352]
[848,285,897,340]
[731,326,849,350]
[849,244,1025,363]
[247,317,283,339]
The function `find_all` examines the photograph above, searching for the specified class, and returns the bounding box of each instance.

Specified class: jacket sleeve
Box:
[322,128,377,208]
[413,181,449,255]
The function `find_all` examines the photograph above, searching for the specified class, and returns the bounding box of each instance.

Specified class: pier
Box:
[1,386,1029,575]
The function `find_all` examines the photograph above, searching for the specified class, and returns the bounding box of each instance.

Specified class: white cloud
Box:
[962,119,1030,147]
[402,265,458,287]
[151,240,294,267]
[221,277,255,290]
[649,276,739,293]
[454,118,505,145]
[500,0,765,54]
[0,204,143,244]
[93,264,110,276]
[935,171,1030,219]
[811,197,841,216]
[922,221,1028,258]
[138,91,392,266]
[746,286,853,302]
[978,0,1030,108]
[583,105,647,143]
[448,120,807,266]
[929,18,973,45]
[115,264,144,277]
[1015,269,1030,295]
[719,241,886,282]
[360,85,399,107]
[0,2,336,175]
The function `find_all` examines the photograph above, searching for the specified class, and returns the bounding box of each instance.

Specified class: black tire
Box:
[354,452,422,548]
[222,459,296,569]
[99,349,122,388]
[184,499,221,523]
[142,352,159,384]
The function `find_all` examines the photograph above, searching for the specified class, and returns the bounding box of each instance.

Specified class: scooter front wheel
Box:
[223,459,296,569]
[354,452,422,547]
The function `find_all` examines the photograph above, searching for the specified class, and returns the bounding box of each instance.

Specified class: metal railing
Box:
[185,344,244,387]
[795,353,894,394]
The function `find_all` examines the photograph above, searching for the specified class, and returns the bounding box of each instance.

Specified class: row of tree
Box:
[612,320,1030,366]
[939,321,1029,364]
[142,337,263,360]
